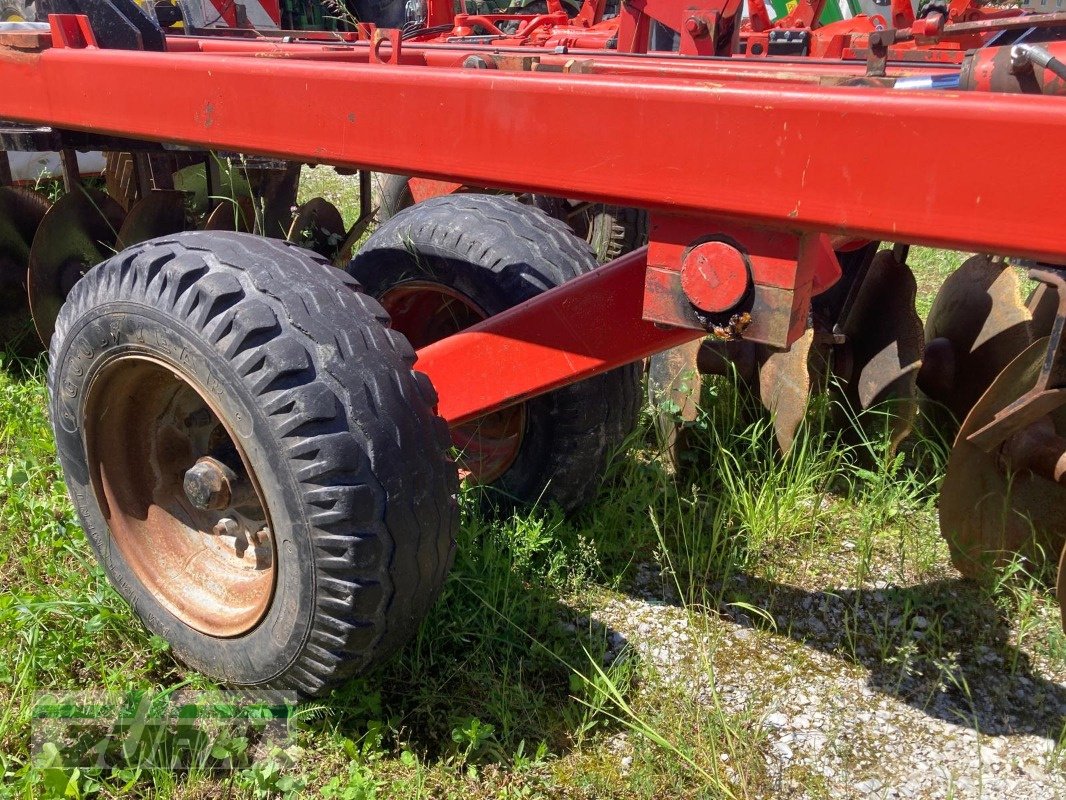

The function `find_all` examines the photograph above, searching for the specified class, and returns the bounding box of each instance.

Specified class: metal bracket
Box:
[38,0,166,51]
[642,215,841,348]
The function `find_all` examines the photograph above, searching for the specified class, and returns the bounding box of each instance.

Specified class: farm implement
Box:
[1,0,1066,695]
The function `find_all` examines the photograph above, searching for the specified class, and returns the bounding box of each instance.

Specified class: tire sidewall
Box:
[52,301,316,686]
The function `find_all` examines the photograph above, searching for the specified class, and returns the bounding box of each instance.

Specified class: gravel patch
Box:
[584,563,1066,799]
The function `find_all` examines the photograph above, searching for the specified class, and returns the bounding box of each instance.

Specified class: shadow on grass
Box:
[712,572,1066,739]
[309,504,634,765]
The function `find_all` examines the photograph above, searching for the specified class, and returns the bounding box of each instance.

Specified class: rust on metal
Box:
[286,197,345,259]
[648,339,704,469]
[835,250,924,451]
[83,356,277,638]
[27,187,125,347]
[965,268,1066,453]
[0,186,49,356]
[203,195,256,233]
[116,189,188,250]
[920,254,1032,434]
[758,327,828,453]
[940,338,1066,619]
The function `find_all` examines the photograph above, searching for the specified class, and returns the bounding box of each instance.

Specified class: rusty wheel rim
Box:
[84,356,276,637]
[379,280,525,484]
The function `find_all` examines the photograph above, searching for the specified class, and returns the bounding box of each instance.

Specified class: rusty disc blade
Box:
[648,338,704,469]
[286,198,345,259]
[202,196,255,233]
[0,187,51,357]
[103,151,137,212]
[28,188,125,347]
[117,190,188,249]
[922,255,1032,436]
[940,337,1066,583]
[758,328,825,454]
[836,250,924,451]
[1027,281,1058,341]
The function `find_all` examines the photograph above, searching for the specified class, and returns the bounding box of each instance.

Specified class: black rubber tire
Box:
[370,172,415,223]
[917,0,949,17]
[371,177,647,265]
[348,194,642,512]
[582,206,649,264]
[530,196,647,264]
[48,231,458,696]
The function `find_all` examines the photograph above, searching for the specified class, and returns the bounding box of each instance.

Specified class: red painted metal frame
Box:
[2,38,1065,260]
[417,248,704,426]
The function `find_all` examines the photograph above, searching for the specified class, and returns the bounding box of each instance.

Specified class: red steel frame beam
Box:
[1,44,1065,262]
[416,248,703,425]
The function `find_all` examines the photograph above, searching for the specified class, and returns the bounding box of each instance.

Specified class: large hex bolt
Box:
[183,457,233,511]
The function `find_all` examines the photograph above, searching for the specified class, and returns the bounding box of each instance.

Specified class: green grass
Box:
[1,174,1064,798]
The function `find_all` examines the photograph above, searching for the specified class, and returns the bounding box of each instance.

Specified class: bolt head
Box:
[183,459,232,511]
[212,517,240,537]
[684,17,708,37]
[680,241,751,314]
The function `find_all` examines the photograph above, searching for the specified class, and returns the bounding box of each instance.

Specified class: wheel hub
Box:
[84,356,275,638]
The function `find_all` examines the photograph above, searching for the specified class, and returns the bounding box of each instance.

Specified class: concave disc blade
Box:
[1027,282,1058,341]
[648,338,704,470]
[922,255,1032,434]
[28,188,125,347]
[758,328,824,454]
[202,196,255,232]
[286,198,345,259]
[103,151,137,212]
[0,187,51,357]
[837,250,923,452]
[117,190,188,249]
[940,337,1066,583]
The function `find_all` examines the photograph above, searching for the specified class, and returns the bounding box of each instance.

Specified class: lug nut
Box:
[212,517,240,537]
[183,457,232,511]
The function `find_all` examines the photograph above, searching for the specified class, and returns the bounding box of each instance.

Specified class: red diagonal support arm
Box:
[415,248,703,426]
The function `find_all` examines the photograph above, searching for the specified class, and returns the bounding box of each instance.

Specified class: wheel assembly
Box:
[540,198,649,264]
[369,175,648,266]
[348,193,642,512]
[27,188,125,347]
[0,186,50,357]
[83,356,278,637]
[49,231,458,694]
